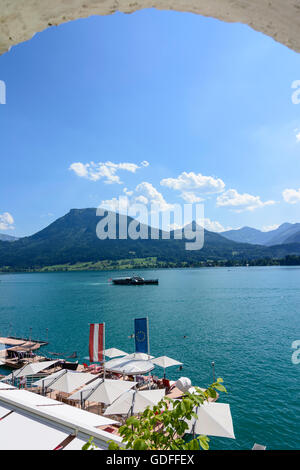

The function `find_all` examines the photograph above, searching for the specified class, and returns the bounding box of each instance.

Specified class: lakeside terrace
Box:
[0,353,219,449]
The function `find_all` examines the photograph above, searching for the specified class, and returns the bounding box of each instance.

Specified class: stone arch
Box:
[0,0,300,55]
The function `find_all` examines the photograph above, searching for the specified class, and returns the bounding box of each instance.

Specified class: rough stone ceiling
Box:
[0,0,300,55]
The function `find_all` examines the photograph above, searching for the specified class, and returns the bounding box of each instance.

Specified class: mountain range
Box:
[0,233,18,242]
[1,209,300,270]
[221,223,300,246]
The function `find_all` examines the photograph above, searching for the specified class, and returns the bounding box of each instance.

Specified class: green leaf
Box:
[207,388,217,398]
[198,435,210,451]
[214,384,227,393]
[82,437,94,450]
[133,439,148,450]
[108,441,121,450]
[189,439,200,450]
[126,416,139,426]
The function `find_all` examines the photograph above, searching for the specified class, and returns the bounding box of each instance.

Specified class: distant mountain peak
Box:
[1,210,300,270]
[222,222,300,246]
[0,233,18,242]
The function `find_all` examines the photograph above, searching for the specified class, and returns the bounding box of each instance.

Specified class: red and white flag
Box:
[89,323,104,362]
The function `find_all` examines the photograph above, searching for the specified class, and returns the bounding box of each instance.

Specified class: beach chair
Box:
[162,378,171,392]
[112,372,122,379]
[152,376,159,385]
[136,380,147,389]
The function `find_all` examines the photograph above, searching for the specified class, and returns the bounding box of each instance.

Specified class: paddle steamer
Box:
[111,276,158,285]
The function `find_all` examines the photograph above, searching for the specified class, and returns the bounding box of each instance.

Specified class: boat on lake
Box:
[111,275,159,285]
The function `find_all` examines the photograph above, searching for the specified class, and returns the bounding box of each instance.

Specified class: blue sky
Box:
[1,9,300,237]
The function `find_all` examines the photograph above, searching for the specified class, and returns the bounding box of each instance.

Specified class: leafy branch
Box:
[106,378,227,451]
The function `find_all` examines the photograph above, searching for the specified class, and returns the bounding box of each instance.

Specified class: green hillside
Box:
[1,208,300,271]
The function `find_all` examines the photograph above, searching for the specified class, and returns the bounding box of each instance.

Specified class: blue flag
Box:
[134,317,149,354]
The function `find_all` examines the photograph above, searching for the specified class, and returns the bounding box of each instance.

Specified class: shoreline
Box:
[1,257,300,274]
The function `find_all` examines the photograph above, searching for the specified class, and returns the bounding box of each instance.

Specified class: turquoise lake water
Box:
[0,266,299,449]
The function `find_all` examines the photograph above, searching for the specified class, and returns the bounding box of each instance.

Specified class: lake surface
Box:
[0,266,299,450]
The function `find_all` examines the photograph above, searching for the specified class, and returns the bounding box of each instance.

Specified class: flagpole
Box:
[147,317,152,389]
[147,316,150,357]
[103,322,106,380]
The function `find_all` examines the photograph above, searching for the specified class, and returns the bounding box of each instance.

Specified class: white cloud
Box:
[282,188,300,204]
[69,160,149,184]
[294,128,300,142]
[0,212,14,230]
[203,218,232,233]
[135,182,173,212]
[123,187,133,196]
[180,192,204,203]
[160,171,225,199]
[166,218,232,233]
[99,182,173,215]
[99,196,130,214]
[135,195,149,205]
[216,189,276,212]
[261,224,280,232]
[69,162,89,178]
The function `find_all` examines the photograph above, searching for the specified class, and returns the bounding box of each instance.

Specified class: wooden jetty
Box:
[0,336,48,369]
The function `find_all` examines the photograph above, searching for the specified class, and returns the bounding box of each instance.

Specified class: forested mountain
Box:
[1,209,300,270]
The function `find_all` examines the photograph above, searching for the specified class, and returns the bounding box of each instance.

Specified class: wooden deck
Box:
[0,336,48,349]
[0,336,49,369]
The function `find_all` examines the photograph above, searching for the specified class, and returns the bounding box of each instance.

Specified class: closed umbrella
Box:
[185,402,235,439]
[104,389,165,416]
